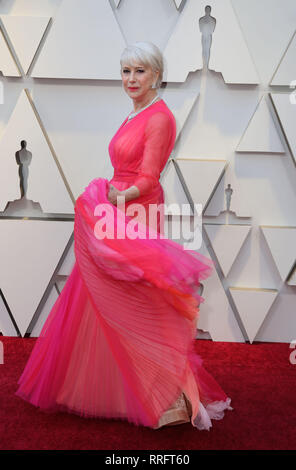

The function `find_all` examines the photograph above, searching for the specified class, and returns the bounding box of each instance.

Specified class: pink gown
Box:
[15,98,232,430]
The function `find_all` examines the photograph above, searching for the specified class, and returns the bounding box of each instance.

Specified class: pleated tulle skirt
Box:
[15,177,232,430]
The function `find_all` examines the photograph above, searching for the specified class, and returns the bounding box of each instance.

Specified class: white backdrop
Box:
[0,0,295,343]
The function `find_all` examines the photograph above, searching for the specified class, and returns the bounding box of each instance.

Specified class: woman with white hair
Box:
[16,42,232,431]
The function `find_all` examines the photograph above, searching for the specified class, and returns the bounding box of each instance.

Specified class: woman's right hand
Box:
[107,184,123,206]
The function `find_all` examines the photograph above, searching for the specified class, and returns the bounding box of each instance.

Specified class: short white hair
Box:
[120,41,164,89]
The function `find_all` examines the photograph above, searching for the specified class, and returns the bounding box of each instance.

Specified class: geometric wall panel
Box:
[0,15,50,75]
[236,95,285,153]
[203,175,252,219]
[255,290,296,343]
[209,0,260,84]
[173,0,183,8]
[270,93,296,164]
[55,279,68,293]
[161,160,193,215]
[204,224,252,277]
[116,0,182,10]
[29,285,59,338]
[0,23,20,76]
[31,0,126,79]
[287,265,296,286]
[231,0,296,85]
[0,293,17,336]
[0,220,73,336]
[163,0,259,83]
[176,159,227,213]
[194,246,245,342]
[261,226,296,282]
[0,89,74,214]
[57,238,75,276]
[229,287,278,343]
[167,215,192,246]
[162,89,200,142]
[270,30,296,86]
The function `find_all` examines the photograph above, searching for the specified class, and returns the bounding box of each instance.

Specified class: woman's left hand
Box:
[107,184,124,206]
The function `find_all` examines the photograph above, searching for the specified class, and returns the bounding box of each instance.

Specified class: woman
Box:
[15,42,232,430]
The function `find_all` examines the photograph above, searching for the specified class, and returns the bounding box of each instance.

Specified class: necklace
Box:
[127,95,160,121]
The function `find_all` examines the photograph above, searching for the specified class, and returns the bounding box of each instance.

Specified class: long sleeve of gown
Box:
[133,111,175,197]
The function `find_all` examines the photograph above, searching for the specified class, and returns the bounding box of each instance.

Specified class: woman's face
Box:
[121,61,159,100]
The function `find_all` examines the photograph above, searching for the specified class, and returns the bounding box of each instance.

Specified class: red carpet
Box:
[0,336,295,450]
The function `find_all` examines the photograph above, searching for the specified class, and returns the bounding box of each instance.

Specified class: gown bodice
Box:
[108,99,176,198]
